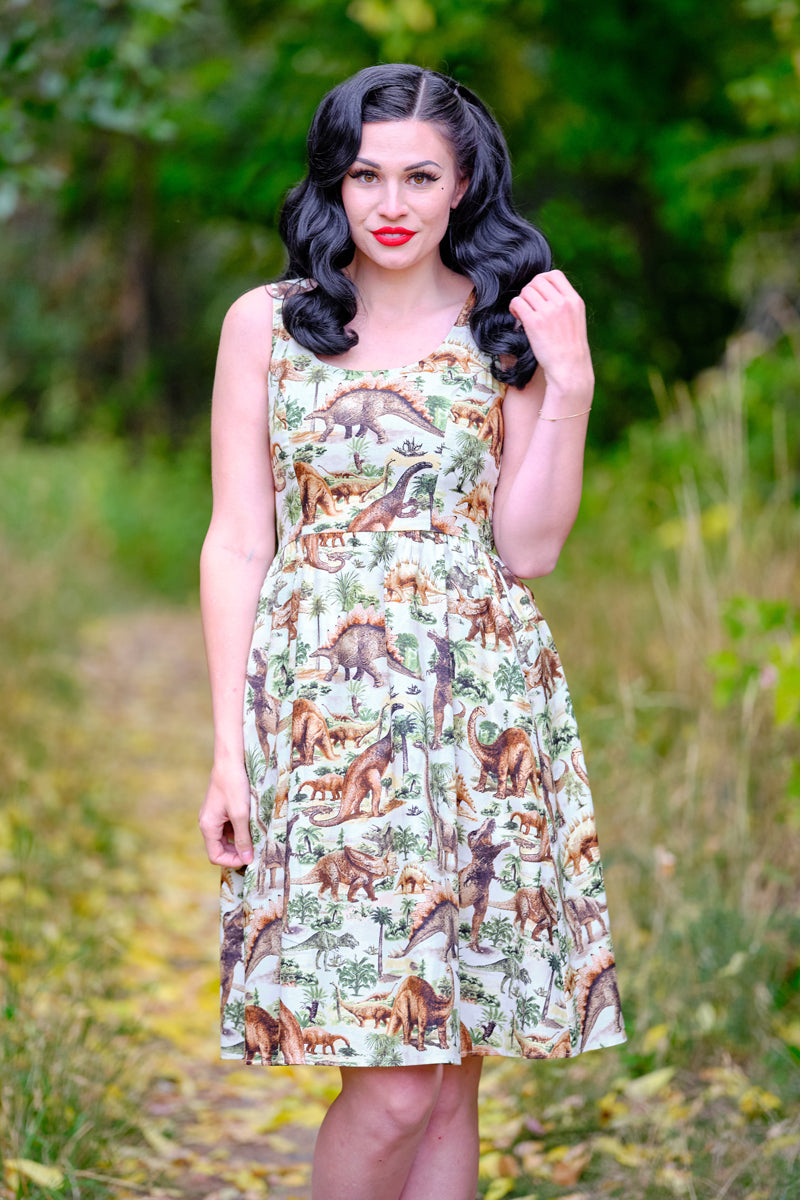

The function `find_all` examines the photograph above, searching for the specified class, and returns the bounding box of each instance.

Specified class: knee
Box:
[428,1061,482,1128]
[342,1066,443,1141]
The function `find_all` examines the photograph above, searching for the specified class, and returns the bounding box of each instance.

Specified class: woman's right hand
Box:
[198,762,254,868]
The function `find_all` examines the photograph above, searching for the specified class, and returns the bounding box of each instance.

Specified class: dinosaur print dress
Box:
[219,279,626,1067]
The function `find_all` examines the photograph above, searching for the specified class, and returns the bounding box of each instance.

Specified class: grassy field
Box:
[0,330,798,1198]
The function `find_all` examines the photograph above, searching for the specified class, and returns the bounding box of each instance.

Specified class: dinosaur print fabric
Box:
[219,280,626,1067]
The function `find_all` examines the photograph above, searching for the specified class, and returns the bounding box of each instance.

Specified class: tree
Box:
[410,700,434,749]
[541,949,564,1024]
[425,392,452,428]
[366,531,396,570]
[481,914,515,950]
[367,1032,403,1066]
[302,977,327,1024]
[392,825,417,863]
[339,955,378,996]
[478,996,503,1042]
[449,638,476,670]
[371,906,392,978]
[244,745,267,789]
[307,364,330,406]
[495,658,526,702]
[308,593,329,645]
[515,994,541,1029]
[345,679,367,717]
[332,569,364,612]
[289,891,320,927]
[284,489,302,527]
[445,432,486,491]
[399,895,416,932]
[391,709,417,771]
[410,470,437,522]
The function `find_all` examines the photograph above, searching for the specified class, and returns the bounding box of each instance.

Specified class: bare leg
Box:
[399,1057,483,1200]
[310,1064,444,1200]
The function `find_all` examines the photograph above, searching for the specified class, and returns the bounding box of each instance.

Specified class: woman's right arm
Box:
[198,286,275,868]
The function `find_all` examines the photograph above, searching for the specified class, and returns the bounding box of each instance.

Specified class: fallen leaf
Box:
[640,1022,670,1053]
[594,1134,650,1168]
[550,1144,591,1185]
[4,1160,65,1189]
[624,1066,676,1099]
[483,1179,516,1200]
[739,1086,781,1118]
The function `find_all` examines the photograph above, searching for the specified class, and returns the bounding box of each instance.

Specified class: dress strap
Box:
[265,277,313,358]
[265,282,287,360]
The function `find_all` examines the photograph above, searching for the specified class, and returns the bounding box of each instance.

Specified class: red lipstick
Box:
[372,227,416,245]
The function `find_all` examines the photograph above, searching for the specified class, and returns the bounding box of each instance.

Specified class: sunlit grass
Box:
[492,332,800,1195]
[0,331,798,1197]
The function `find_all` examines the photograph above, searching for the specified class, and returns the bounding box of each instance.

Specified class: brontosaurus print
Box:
[220,278,626,1069]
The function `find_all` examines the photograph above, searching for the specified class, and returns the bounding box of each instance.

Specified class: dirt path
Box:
[78,607,542,1200]
[80,608,333,1200]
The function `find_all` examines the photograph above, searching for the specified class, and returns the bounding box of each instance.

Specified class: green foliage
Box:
[3,0,797,442]
[0,280,798,1195]
[709,596,800,727]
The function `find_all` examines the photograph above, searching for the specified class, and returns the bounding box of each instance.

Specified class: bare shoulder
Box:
[220,286,274,366]
[212,286,273,427]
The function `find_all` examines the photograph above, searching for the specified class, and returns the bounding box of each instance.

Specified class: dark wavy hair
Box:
[278,63,551,387]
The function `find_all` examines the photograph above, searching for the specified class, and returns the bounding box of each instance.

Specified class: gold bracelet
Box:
[537,405,593,421]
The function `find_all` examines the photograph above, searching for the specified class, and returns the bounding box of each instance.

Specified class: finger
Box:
[509,296,540,332]
[229,807,254,863]
[521,274,564,306]
[540,268,570,293]
[203,821,249,867]
[209,843,251,867]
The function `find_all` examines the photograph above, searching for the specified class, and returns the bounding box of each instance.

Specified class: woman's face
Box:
[340,120,468,273]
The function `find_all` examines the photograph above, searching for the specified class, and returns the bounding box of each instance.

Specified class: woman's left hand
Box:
[509,270,594,396]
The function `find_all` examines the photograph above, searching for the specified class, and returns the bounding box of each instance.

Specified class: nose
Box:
[377,180,408,220]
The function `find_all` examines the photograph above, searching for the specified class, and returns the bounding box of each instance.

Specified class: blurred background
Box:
[1,1,798,1198]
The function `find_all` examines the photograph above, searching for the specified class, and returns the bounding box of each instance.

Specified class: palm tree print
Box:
[220,280,626,1069]
[366,531,396,570]
[495,658,527,702]
[307,364,330,406]
[339,956,378,996]
[445,430,487,490]
[410,471,438,522]
[332,569,364,612]
[371,906,392,978]
[308,593,329,644]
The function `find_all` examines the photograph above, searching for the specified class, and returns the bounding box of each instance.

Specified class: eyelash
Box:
[347,169,441,185]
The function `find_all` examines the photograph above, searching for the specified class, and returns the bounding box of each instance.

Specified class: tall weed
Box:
[507,332,800,1196]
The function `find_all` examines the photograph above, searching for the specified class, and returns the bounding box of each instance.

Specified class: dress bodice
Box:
[266,280,507,554]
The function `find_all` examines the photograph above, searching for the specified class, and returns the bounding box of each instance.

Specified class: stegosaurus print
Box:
[219,278,626,1068]
[310,377,440,442]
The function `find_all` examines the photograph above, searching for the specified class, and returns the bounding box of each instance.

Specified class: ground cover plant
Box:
[0,327,798,1198]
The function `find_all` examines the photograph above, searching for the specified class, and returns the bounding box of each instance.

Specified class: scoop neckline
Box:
[289,285,475,375]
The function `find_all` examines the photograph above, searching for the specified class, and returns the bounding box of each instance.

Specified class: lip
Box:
[372,227,416,245]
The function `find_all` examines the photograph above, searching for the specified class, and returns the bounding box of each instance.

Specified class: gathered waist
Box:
[277,522,496,557]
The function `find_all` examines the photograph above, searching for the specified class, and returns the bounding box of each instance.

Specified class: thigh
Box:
[340,1063,444,1106]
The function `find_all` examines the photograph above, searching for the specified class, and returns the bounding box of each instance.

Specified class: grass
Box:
[486,330,800,1196]
[0,328,798,1198]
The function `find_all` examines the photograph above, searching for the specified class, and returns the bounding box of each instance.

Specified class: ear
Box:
[451,175,470,209]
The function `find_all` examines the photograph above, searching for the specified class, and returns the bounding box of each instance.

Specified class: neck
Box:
[345,253,467,321]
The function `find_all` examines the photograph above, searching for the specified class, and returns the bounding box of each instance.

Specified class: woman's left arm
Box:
[491,270,594,579]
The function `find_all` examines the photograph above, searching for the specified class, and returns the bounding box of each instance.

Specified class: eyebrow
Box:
[353,157,443,170]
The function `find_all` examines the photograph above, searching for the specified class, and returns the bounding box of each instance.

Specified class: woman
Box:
[199,64,625,1200]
